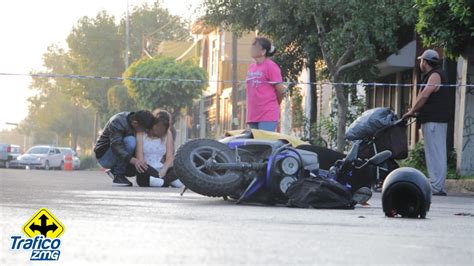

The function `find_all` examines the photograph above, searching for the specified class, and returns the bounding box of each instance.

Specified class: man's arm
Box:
[402,73,441,119]
[110,130,133,163]
[109,124,147,173]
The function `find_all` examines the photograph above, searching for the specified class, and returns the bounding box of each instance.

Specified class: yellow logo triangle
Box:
[22,208,65,238]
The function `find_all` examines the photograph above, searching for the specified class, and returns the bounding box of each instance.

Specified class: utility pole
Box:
[125,0,130,70]
[231,32,239,130]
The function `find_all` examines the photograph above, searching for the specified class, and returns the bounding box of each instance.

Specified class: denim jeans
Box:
[97,136,136,176]
[247,121,278,132]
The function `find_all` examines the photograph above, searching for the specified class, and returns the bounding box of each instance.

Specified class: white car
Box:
[58,147,81,170]
[16,146,64,170]
[0,144,21,168]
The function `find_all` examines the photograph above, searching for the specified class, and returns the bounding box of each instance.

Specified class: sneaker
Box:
[112,175,133,186]
[352,187,373,205]
[149,176,165,187]
[170,179,184,188]
[433,191,447,196]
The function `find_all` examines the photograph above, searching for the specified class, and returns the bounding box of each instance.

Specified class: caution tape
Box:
[0,72,473,88]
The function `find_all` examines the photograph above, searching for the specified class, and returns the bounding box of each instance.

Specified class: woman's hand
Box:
[130,157,148,173]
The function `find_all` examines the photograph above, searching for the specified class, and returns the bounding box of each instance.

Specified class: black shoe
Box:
[433,191,447,196]
[113,175,133,186]
[352,187,373,205]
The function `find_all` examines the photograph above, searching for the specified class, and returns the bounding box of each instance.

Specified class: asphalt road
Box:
[1,168,473,265]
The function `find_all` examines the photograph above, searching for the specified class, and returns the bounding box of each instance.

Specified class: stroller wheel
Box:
[372,180,383,193]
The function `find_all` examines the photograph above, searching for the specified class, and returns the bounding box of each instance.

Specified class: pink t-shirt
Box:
[246,59,283,123]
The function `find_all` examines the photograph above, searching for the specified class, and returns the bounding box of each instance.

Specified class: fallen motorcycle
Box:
[174,129,393,205]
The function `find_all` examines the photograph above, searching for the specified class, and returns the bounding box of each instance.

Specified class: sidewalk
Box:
[446,179,474,195]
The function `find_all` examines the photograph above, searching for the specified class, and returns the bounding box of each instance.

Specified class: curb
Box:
[446,179,474,194]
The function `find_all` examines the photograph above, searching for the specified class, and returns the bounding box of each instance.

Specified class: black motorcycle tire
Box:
[174,139,244,197]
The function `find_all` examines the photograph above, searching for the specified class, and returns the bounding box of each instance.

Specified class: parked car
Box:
[58,147,81,170]
[16,146,64,170]
[0,144,21,168]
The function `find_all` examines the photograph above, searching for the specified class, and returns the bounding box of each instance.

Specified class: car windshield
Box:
[27,147,49,154]
[59,148,74,155]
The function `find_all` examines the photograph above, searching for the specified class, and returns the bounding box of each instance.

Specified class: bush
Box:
[79,155,99,170]
[399,139,458,179]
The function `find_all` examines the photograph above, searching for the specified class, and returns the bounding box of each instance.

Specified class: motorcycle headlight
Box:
[280,156,299,176]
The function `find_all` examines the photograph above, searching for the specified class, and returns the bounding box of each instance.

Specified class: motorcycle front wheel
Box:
[174,139,244,197]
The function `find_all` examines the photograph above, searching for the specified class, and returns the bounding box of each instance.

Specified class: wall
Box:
[455,55,474,176]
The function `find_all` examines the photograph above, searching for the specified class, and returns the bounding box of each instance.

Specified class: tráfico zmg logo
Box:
[10,208,65,261]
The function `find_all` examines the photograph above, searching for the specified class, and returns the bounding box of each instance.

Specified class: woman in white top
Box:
[135,110,183,187]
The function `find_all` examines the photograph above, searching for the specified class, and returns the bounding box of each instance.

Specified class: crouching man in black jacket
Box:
[94,111,154,186]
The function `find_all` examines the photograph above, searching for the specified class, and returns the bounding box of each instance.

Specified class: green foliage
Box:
[66,11,124,115]
[301,118,329,148]
[203,0,317,81]
[118,1,191,63]
[123,57,207,121]
[24,44,96,150]
[416,0,474,58]
[21,88,95,148]
[399,139,459,179]
[294,83,365,150]
[319,116,338,149]
[290,86,304,129]
[79,155,98,170]
[24,1,191,146]
[204,0,417,81]
[401,140,427,170]
[346,86,366,130]
[107,85,137,114]
[203,0,417,151]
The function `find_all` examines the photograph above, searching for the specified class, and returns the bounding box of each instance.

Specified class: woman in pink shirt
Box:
[246,37,286,132]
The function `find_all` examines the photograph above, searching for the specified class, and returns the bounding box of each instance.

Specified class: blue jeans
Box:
[247,121,278,132]
[98,136,136,176]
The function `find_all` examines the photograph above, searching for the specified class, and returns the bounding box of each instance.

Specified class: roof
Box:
[191,20,215,35]
[157,41,194,58]
[157,40,202,63]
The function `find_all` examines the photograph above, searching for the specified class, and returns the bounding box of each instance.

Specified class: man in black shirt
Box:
[403,49,450,196]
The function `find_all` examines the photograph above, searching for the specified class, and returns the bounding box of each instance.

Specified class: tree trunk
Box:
[308,59,318,125]
[92,111,99,151]
[334,82,348,152]
[71,104,78,151]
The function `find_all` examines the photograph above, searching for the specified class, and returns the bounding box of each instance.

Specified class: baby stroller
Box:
[346,108,410,191]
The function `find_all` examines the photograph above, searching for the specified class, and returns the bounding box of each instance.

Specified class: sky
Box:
[0,0,201,131]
